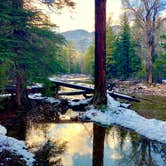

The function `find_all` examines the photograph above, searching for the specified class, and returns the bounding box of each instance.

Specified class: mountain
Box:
[62,29,94,52]
[62,26,120,52]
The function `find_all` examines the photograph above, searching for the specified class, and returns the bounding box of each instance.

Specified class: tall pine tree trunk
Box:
[93,1,107,166]
[94,0,107,106]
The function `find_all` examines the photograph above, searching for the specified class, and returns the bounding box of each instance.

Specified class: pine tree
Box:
[153,35,166,82]
[106,17,115,79]
[112,13,141,80]
[0,0,68,106]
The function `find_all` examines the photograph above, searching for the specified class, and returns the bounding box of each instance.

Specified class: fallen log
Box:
[48,79,140,102]
[1,81,140,102]
[50,79,94,92]
[59,90,140,102]
[58,90,93,96]
[108,91,140,102]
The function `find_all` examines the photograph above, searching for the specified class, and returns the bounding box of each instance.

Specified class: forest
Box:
[0,0,166,166]
[82,5,166,84]
[0,0,166,102]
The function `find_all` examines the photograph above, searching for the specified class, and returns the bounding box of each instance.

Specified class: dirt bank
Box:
[110,80,166,96]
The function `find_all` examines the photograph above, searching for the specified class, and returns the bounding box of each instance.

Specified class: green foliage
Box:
[82,14,141,80]
[43,79,55,97]
[128,40,142,78]
[111,13,141,80]
[98,105,107,112]
[82,42,94,75]
[153,35,166,82]
[106,18,115,79]
[24,27,66,82]
[161,35,166,49]
[0,0,68,91]
[63,41,81,74]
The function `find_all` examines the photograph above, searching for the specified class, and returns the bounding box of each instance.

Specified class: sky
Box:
[37,0,122,32]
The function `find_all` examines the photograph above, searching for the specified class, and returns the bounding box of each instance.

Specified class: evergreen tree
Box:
[112,13,141,80]
[116,13,130,79]
[0,0,68,105]
[153,35,166,82]
[129,39,142,78]
[106,18,115,79]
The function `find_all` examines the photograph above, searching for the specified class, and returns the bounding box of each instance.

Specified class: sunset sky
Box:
[36,0,122,32]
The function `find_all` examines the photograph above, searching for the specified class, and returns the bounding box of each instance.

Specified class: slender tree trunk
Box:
[145,21,155,84]
[94,0,107,106]
[16,73,27,106]
[147,44,154,84]
[16,74,22,106]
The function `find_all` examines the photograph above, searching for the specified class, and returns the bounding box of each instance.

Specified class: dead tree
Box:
[123,0,166,84]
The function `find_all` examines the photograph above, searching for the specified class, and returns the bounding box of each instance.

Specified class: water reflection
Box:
[26,122,93,165]
[93,124,105,166]
[35,140,66,165]
[25,121,166,166]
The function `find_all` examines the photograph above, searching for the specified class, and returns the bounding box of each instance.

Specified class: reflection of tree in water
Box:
[119,129,166,166]
[152,142,166,163]
[26,122,67,166]
[93,124,105,166]
[104,126,166,166]
[34,140,67,166]
[118,127,128,151]
[126,136,154,166]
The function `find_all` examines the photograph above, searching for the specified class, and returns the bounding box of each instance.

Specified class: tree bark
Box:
[16,74,27,106]
[94,0,107,106]
[147,45,153,84]
[146,29,155,84]
[16,74,22,106]
[93,1,107,165]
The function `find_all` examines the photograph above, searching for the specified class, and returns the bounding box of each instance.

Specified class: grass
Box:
[131,95,166,120]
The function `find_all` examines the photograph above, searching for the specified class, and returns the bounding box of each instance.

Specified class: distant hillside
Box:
[62,26,120,52]
[62,29,94,52]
